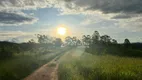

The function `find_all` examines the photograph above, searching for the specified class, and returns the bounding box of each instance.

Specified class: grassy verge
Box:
[0,47,70,80]
[58,52,142,80]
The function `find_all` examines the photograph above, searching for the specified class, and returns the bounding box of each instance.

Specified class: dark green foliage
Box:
[0,47,13,59]
[0,41,20,59]
[0,34,71,80]
[0,46,70,80]
[54,38,62,47]
[58,49,142,80]
[87,41,142,57]
[37,34,50,44]
[65,36,81,46]
[41,50,52,55]
[85,31,142,58]
[82,35,92,46]
[124,39,131,48]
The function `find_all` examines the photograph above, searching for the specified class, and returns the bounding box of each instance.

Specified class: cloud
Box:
[111,13,142,19]
[112,14,132,19]
[58,0,142,14]
[0,0,141,17]
[0,11,38,26]
[0,31,36,42]
[53,0,142,31]
[0,0,50,11]
[0,0,142,15]
[0,31,27,40]
[0,0,51,26]
[0,31,31,37]
[0,0,141,30]
[116,17,142,31]
[80,19,94,26]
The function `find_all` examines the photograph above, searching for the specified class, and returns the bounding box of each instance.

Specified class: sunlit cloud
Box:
[118,17,142,31]
[0,0,141,43]
[0,31,30,40]
[0,0,142,28]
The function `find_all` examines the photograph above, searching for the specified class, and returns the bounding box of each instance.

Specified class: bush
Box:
[86,43,142,58]
[58,52,142,80]
[0,48,13,59]
[41,50,52,55]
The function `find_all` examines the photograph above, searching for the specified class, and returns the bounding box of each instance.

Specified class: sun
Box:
[57,27,66,35]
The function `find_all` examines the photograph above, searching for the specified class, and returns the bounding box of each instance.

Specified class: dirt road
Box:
[23,50,70,80]
[24,57,58,80]
[24,47,84,80]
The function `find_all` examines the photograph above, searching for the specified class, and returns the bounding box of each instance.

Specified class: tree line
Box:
[0,31,142,59]
[0,34,64,59]
[83,31,142,57]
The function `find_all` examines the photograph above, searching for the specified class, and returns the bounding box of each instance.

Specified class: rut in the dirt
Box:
[24,58,58,80]
[24,48,76,80]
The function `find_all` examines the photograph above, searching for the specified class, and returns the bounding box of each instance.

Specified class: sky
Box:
[0,0,142,43]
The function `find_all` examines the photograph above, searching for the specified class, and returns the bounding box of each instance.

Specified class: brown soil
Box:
[24,58,59,80]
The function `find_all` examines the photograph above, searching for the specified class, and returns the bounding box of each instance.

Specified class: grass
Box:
[0,47,70,80]
[48,63,57,67]
[58,50,142,80]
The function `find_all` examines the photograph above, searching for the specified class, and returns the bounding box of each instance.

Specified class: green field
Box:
[58,47,142,80]
[0,45,142,80]
[0,47,69,80]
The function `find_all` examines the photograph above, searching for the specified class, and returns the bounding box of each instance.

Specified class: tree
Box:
[11,38,19,43]
[92,31,100,43]
[76,39,81,46]
[82,35,91,46]
[82,35,87,45]
[124,39,130,44]
[100,35,111,44]
[112,39,118,44]
[36,34,50,44]
[28,39,35,44]
[54,38,62,47]
[65,36,73,46]
[72,37,77,46]
[124,38,130,47]
[86,35,92,44]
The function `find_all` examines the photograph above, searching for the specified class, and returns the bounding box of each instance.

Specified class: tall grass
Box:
[58,52,142,80]
[0,47,70,80]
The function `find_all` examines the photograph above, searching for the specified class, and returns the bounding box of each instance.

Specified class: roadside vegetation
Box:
[0,30,142,80]
[83,31,142,58]
[58,48,142,80]
[0,34,69,80]
[58,31,142,80]
[0,50,62,80]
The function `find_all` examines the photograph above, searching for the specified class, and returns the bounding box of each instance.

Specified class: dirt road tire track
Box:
[23,51,68,80]
[24,57,58,80]
[24,48,74,80]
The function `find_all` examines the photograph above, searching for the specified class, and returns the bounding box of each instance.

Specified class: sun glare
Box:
[57,27,66,35]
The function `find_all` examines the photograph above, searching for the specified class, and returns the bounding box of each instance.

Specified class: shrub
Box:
[0,48,13,59]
